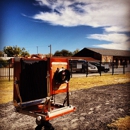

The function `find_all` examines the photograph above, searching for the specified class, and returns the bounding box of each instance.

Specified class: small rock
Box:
[62,127,69,130]
[89,108,94,111]
[80,113,87,116]
[96,105,101,109]
[70,118,79,124]
[105,101,109,105]
[70,122,78,129]
[84,122,89,127]
[69,92,72,95]
[79,116,85,121]
[88,111,93,114]
[118,108,124,112]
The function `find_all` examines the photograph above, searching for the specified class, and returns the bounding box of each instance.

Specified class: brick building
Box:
[73,48,130,65]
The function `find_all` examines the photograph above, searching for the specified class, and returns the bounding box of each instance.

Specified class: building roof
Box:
[53,56,99,61]
[86,48,130,57]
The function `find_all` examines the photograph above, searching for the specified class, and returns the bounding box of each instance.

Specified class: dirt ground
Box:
[0,82,130,130]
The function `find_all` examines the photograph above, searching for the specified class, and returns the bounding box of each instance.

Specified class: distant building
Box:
[30,54,46,58]
[73,48,130,65]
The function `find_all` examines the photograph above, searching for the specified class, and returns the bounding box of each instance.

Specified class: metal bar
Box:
[123,62,125,74]
[99,61,101,76]
[70,64,72,78]
[112,62,114,75]
[86,61,88,77]
[9,60,10,81]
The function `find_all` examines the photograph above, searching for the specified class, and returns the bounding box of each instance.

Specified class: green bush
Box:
[0,59,8,67]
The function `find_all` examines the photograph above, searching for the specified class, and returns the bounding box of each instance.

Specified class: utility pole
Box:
[37,46,38,54]
[48,44,52,57]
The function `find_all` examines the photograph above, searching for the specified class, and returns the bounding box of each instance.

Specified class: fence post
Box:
[70,64,72,78]
[86,61,88,77]
[123,62,125,74]
[99,61,101,76]
[8,60,10,81]
[112,62,114,75]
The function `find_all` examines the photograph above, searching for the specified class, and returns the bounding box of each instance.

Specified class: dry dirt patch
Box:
[0,82,130,130]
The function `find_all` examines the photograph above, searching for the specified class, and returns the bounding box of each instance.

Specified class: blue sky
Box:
[0,0,130,55]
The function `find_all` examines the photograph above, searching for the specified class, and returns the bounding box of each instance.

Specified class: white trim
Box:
[52,62,67,65]
[0,57,13,60]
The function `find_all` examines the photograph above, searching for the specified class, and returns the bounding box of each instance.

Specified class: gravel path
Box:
[0,83,130,130]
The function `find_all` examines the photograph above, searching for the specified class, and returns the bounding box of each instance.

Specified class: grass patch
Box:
[107,116,130,129]
[0,73,130,129]
[0,79,13,104]
[0,73,130,103]
[69,73,130,91]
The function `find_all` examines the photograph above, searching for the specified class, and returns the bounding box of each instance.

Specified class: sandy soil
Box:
[0,83,130,130]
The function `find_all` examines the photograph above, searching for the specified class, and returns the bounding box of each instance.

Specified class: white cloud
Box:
[87,33,129,43]
[87,33,130,50]
[93,42,130,50]
[33,0,130,50]
[104,26,130,33]
[34,0,130,27]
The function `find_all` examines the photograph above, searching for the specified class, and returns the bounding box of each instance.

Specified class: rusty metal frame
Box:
[13,57,75,121]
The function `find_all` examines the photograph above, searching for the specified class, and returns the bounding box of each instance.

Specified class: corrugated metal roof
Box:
[86,48,130,57]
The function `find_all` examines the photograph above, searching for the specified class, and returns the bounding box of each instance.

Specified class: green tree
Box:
[0,51,4,57]
[73,49,80,55]
[21,50,30,57]
[0,58,8,67]
[54,49,73,57]
[54,50,62,56]
[3,46,30,57]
